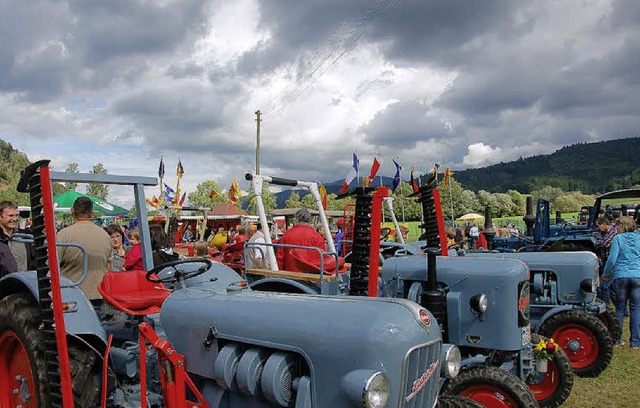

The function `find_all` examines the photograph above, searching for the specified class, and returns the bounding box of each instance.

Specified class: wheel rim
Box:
[551,324,599,369]
[0,331,37,407]
[527,360,559,401]
[460,385,518,407]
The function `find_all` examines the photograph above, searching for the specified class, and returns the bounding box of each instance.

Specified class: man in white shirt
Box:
[469,225,479,249]
[247,224,269,269]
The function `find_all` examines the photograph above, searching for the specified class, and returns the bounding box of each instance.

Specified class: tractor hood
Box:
[382,256,531,351]
[160,283,443,406]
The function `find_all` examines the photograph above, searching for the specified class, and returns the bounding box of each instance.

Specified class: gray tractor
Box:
[0,160,464,408]
[244,173,575,408]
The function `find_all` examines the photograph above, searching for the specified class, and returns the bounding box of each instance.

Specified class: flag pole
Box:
[449,177,455,224]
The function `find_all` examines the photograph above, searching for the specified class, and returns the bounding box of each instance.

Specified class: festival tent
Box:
[456,213,485,222]
[53,191,129,216]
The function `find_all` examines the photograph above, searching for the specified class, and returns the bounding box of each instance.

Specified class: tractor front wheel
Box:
[526,333,574,408]
[0,294,101,407]
[598,304,622,342]
[437,394,485,407]
[539,310,613,377]
[442,366,539,408]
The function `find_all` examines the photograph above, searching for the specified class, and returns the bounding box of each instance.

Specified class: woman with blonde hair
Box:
[602,216,640,349]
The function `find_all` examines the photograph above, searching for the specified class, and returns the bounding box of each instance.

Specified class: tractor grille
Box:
[401,341,441,408]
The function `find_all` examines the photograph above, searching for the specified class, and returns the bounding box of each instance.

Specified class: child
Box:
[122,228,144,270]
[194,241,210,258]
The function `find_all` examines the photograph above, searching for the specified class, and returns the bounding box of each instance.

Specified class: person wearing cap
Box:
[276,208,325,271]
[335,219,346,256]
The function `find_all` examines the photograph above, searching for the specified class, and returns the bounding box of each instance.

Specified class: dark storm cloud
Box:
[0,0,207,102]
[362,100,451,148]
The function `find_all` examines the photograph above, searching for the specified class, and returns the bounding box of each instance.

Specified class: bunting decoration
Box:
[340,152,359,193]
[319,184,328,210]
[228,177,242,205]
[442,167,454,190]
[391,160,402,193]
[146,195,160,208]
[410,166,419,193]
[367,156,381,185]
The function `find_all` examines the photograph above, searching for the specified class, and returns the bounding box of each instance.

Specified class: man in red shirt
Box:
[276,208,325,271]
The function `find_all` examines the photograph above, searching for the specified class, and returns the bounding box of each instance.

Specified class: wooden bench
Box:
[246,268,341,283]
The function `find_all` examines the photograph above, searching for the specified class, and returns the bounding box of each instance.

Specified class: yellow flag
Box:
[442,167,454,189]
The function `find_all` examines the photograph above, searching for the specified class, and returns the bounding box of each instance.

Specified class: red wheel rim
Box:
[0,331,37,407]
[551,324,599,369]
[460,385,519,407]
[527,360,559,401]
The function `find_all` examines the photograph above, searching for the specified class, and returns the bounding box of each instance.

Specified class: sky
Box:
[2,0,639,207]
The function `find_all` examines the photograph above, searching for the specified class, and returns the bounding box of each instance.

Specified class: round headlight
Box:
[470,293,488,314]
[441,344,461,379]
[364,372,390,408]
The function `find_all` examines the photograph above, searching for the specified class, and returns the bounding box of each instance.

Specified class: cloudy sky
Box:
[2,0,639,206]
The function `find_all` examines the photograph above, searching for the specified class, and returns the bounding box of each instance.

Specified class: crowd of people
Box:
[2,196,638,349]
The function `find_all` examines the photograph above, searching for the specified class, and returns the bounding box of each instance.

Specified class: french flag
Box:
[340,152,359,193]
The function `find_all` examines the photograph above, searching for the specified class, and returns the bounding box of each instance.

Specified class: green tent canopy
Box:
[53,190,128,216]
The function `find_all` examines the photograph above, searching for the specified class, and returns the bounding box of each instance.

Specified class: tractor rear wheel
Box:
[0,294,101,407]
[539,310,613,377]
[442,366,539,408]
[437,394,485,407]
[526,333,573,408]
[598,304,622,342]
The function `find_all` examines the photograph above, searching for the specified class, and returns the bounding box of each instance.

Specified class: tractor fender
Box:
[0,271,107,343]
[249,277,319,294]
[531,305,574,332]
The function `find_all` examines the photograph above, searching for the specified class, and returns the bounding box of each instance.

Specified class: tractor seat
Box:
[98,270,170,315]
[289,248,347,275]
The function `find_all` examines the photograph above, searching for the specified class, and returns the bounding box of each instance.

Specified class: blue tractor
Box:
[0,161,465,408]
[244,173,575,408]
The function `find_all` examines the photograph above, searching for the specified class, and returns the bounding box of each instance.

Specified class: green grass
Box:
[563,324,640,407]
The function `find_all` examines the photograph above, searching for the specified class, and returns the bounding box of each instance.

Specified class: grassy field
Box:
[563,324,640,407]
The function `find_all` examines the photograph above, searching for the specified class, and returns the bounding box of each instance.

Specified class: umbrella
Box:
[456,213,485,222]
[53,191,129,216]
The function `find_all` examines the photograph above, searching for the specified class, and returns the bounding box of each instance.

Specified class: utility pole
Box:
[255,110,261,175]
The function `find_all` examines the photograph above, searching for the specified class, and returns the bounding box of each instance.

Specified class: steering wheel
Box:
[146,258,212,284]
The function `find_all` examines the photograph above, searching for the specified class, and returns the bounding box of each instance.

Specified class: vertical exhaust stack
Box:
[555,211,563,225]
[420,248,448,341]
[483,206,496,250]
[523,196,536,236]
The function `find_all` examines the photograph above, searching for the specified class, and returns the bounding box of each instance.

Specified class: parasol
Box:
[53,191,129,216]
[456,213,485,222]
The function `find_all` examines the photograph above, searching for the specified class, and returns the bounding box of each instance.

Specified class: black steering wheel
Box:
[146,258,212,284]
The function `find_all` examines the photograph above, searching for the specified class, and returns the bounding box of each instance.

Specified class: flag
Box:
[410,165,419,193]
[319,184,328,210]
[228,177,241,205]
[340,152,359,193]
[442,167,454,190]
[177,159,184,178]
[391,160,402,193]
[367,156,381,184]
[158,156,165,180]
[209,188,222,201]
[178,192,186,206]
[164,183,175,203]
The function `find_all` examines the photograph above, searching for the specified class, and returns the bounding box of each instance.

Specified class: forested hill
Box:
[453,137,640,194]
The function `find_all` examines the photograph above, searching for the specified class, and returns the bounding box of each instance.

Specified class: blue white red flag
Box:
[340,153,359,193]
[164,183,175,203]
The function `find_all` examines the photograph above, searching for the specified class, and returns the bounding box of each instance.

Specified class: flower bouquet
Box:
[534,338,560,372]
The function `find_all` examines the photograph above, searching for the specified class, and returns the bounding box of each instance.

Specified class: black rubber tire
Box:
[526,333,574,408]
[598,304,622,342]
[538,310,613,377]
[0,294,101,407]
[442,366,539,408]
[437,394,485,408]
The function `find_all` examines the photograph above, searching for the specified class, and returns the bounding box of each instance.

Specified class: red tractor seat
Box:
[289,248,346,275]
[98,270,170,315]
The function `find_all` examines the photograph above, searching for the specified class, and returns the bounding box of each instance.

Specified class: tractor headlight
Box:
[441,344,461,379]
[470,293,488,314]
[580,278,595,293]
[341,370,390,408]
